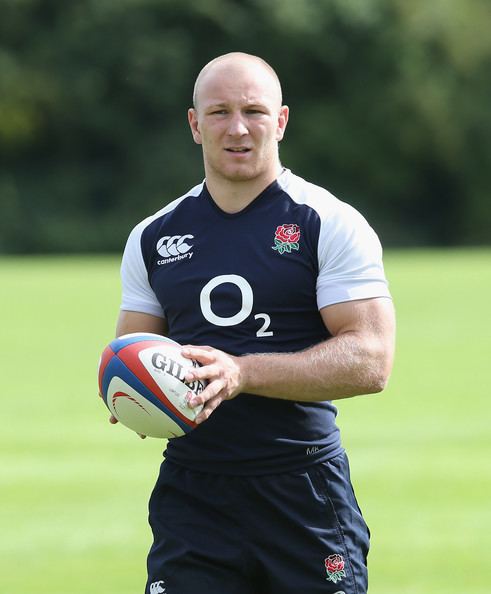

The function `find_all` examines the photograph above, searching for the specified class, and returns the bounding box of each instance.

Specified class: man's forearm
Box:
[239,331,393,402]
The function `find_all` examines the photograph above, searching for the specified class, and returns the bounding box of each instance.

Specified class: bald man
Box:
[115,52,395,594]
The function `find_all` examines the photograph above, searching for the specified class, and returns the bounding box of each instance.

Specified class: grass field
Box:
[1,250,490,594]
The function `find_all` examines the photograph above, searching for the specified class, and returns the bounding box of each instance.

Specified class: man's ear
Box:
[188,108,202,145]
[276,105,289,142]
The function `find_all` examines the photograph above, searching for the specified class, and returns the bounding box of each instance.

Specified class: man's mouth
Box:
[225,147,251,153]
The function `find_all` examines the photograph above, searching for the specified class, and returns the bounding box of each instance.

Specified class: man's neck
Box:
[205,167,282,214]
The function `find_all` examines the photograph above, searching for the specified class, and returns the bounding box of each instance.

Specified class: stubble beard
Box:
[205,148,277,185]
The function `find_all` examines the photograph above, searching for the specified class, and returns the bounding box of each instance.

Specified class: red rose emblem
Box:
[272,224,301,254]
[275,224,301,244]
[325,554,344,574]
[324,554,346,583]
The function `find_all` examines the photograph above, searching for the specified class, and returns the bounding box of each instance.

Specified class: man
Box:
[114,52,395,594]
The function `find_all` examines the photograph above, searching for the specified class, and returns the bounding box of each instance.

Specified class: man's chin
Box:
[217,165,259,183]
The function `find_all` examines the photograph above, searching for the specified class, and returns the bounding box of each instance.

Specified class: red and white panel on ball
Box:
[135,344,203,422]
[106,375,187,439]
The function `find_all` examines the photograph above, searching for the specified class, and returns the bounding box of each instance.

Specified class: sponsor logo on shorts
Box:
[156,234,194,265]
[150,580,166,594]
[324,553,346,584]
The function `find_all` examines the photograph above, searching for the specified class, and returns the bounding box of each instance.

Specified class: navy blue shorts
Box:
[145,452,370,594]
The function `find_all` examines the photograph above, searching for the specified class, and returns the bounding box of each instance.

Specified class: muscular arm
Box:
[116,310,168,337]
[241,297,395,400]
[183,297,395,423]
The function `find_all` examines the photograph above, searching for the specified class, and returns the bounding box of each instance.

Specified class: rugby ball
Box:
[98,333,205,439]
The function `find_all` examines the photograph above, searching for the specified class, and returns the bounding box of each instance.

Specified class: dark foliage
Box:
[1,0,490,252]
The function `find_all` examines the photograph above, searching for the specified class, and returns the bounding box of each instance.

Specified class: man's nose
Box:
[227,113,248,136]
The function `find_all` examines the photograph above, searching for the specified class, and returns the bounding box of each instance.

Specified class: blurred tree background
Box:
[1,0,490,253]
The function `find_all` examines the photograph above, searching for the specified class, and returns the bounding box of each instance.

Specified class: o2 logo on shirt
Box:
[200,274,273,337]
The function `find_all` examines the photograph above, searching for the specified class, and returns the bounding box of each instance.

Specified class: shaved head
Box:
[192,52,283,109]
[187,52,289,202]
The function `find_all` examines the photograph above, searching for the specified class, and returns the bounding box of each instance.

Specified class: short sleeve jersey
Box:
[120,169,391,474]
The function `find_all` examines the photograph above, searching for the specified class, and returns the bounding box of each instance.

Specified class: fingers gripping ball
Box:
[98,333,205,438]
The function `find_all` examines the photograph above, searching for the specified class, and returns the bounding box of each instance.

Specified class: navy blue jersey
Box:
[121,169,391,474]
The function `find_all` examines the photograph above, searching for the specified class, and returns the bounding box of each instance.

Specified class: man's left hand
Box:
[181,345,244,424]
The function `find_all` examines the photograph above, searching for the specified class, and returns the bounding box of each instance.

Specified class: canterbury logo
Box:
[150,580,166,594]
[156,234,194,258]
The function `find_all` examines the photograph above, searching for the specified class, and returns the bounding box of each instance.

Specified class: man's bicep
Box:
[116,310,168,337]
[320,297,395,339]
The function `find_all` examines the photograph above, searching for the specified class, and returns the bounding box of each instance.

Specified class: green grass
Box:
[337,249,491,593]
[1,250,490,593]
